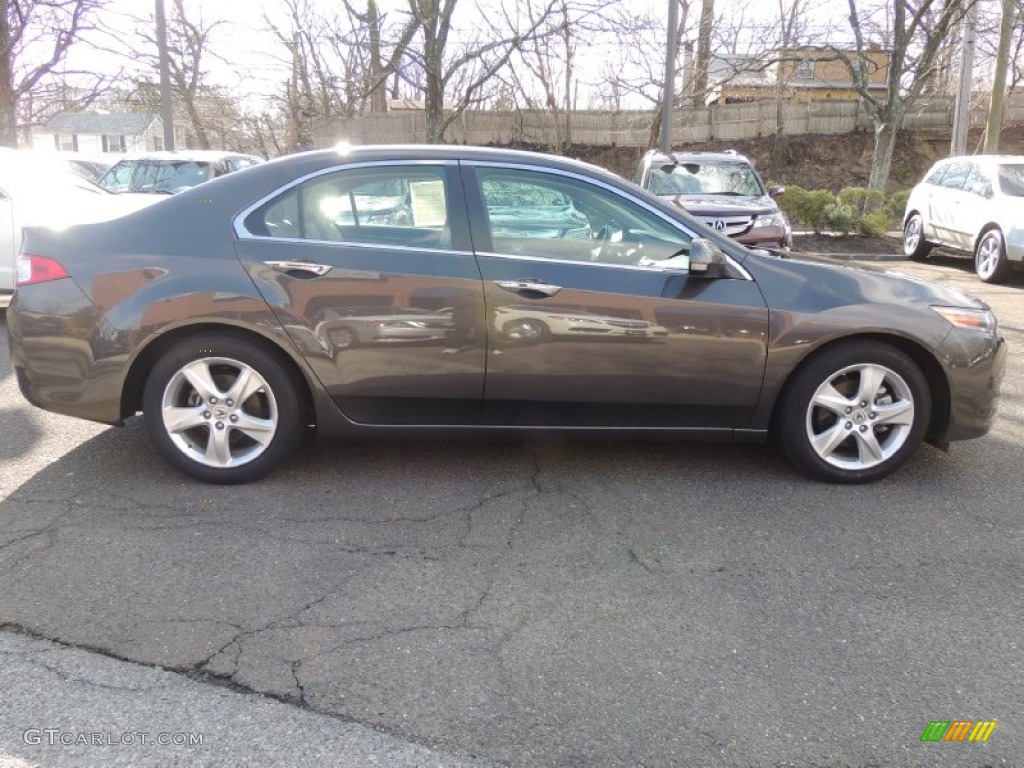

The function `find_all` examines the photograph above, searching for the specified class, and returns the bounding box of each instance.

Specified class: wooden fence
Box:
[313,95,1024,149]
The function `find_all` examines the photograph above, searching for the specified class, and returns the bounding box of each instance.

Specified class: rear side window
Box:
[242,165,453,250]
[938,162,970,191]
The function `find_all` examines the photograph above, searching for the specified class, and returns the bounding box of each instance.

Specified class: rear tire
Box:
[903,213,932,261]
[974,229,1010,283]
[142,334,306,484]
[776,340,930,484]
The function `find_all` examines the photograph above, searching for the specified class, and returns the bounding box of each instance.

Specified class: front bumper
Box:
[937,326,1007,441]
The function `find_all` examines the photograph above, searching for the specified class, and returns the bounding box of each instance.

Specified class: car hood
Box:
[748,252,991,312]
[660,194,777,216]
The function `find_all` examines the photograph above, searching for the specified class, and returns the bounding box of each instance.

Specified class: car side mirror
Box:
[688,238,730,278]
[767,185,785,197]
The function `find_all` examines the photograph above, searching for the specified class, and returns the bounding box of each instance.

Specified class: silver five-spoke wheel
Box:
[805,363,914,471]
[777,341,930,483]
[975,229,1009,283]
[162,357,278,468]
[143,334,306,483]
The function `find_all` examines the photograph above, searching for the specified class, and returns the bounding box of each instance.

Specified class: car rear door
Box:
[461,162,770,430]
[233,161,486,425]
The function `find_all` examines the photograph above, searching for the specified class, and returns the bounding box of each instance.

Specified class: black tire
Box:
[502,318,550,344]
[776,340,931,484]
[903,213,932,261]
[142,333,307,484]
[974,228,1011,284]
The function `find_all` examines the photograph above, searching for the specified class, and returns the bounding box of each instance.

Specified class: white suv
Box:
[903,155,1024,282]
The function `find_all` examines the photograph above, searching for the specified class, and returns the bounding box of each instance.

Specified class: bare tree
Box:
[126,0,225,149]
[844,0,978,192]
[407,0,560,143]
[0,0,107,147]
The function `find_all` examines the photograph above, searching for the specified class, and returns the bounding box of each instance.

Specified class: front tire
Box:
[776,341,930,483]
[974,229,1010,283]
[903,213,932,260]
[142,334,306,484]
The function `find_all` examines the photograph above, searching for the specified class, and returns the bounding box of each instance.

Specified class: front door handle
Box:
[264,260,333,277]
[494,279,562,297]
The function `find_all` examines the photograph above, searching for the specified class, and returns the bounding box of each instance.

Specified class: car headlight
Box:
[752,212,786,229]
[931,306,998,334]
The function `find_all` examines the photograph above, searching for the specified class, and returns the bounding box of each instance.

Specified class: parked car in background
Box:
[0,149,155,307]
[903,154,1024,283]
[633,149,791,249]
[7,146,1004,485]
[98,150,264,195]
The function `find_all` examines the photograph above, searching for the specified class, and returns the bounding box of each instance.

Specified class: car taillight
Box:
[17,254,70,286]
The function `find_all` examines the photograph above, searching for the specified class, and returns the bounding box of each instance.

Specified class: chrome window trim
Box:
[462,160,752,281]
[236,233,474,258]
[232,159,461,242]
[475,250,689,275]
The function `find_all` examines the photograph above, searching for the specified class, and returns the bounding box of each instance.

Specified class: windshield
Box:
[997,164,1024,197]
[648,159,765,197]
[103,160,214,193]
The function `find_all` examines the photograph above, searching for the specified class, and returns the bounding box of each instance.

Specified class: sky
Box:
[51,0,1010,114]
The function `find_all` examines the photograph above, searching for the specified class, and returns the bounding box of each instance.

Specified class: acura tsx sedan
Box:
[7,146,1005,484]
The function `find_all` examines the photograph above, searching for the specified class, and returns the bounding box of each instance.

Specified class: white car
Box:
[903,154,1024,282]
[0,150,156,307]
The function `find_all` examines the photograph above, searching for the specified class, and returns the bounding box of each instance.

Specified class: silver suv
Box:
[903,155,1024,283]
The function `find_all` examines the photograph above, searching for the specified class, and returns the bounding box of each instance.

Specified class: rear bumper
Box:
[8,280,131,425]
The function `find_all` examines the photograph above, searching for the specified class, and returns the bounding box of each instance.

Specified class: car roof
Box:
[646,149,754,165]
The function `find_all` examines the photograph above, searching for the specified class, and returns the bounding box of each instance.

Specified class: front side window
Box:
[475,167,692,268]
[939,161,971,191]
[243,165,452,250]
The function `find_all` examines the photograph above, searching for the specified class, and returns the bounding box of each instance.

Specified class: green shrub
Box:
[819,202,860,235]
[884,189,911,222]
[859,210,891,237]
[777,185,838,233]
[838,187,885,214]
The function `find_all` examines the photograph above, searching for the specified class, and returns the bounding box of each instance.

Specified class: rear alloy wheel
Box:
[143,335,306,483]
[777,341,930,483]
[974,229,1010,284]
[903,213,932,260]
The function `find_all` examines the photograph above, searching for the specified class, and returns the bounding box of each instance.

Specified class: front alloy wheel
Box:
[143,335,306,483]
[903,213,932,260]
[777,341,930,483]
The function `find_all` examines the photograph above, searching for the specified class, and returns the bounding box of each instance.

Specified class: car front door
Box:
[234,161,486,425]
[462,162,770,430]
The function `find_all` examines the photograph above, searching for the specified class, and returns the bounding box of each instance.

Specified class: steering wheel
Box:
[591,224,642,264]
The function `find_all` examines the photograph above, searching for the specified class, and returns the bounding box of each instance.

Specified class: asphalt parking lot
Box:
[1,251,1022,768]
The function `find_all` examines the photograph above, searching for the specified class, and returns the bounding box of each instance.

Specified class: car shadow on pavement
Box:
[1,414,1021,766]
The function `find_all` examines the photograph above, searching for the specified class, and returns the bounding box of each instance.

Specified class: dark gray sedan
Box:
[7,146,1006,484]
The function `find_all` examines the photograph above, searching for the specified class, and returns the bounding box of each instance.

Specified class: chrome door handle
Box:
[264,260,332,277]
[494,279,561,297]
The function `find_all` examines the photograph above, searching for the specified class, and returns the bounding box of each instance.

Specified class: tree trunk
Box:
[368,0,386,113]
[423,31,444,143]
[183,96,211,149]
[868,121,897,193]
[692,0,713,106]
[0,3,17,148]
[984,0,1015,153]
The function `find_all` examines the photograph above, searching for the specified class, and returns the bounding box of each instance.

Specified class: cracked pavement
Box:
[1,253,1023,767]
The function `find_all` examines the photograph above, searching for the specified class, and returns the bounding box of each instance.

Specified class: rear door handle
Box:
[264,260,332,277]
[494,279,561,297]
